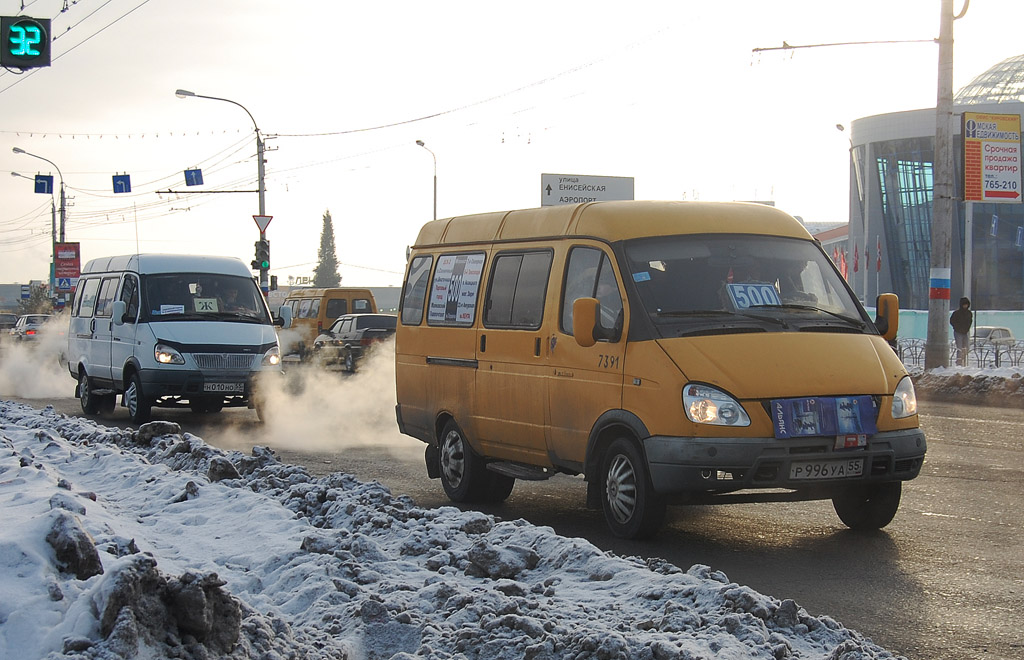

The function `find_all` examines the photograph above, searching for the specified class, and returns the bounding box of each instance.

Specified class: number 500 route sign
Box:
[963,112,1022,203]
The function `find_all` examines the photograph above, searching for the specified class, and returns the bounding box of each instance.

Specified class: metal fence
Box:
[896,338,1024,369]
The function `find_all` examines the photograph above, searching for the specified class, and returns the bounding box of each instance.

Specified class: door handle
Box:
[534,337,541,357]
[480,334,486,352]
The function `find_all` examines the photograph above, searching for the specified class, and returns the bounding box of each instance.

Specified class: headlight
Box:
[891,376,918,419]
[154,343,184,365]
[683,383,750,426]
[262,345,281,367]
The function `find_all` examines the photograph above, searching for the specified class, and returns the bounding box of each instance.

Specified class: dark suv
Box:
[312,313,396,371]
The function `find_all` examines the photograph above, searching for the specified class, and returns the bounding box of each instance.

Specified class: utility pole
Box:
[924,0,956,369]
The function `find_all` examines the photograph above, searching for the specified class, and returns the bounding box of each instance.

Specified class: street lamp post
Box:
[12,148,65,299]
[416,140,437,221]
[11,170,57,295]
[176,88,268,290]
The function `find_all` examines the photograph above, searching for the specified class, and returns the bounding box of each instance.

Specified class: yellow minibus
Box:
[395,201,925,538]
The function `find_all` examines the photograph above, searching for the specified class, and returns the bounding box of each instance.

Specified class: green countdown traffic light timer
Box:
[1,16,51,69]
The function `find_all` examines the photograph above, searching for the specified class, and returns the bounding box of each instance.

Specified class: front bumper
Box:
[643,428,926,494]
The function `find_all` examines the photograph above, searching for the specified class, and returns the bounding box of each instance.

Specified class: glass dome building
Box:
[848,54,1024,310]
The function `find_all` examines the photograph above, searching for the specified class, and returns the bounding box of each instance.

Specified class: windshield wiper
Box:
[656,309,788,328]
[749,303,866,329]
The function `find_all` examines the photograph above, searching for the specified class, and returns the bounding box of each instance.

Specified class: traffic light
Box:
[254,239,270,270]
[1,16,51,69]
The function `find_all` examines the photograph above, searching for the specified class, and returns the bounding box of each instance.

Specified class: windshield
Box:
[142,273,270,323]
[623,234,871,335]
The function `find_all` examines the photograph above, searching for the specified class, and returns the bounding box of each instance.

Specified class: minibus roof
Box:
[413,201,814,247]
[81,254,251,277]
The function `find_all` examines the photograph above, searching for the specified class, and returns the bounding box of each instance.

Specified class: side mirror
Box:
[572,297,599,348]
[111,300,127,326]
[875,293,899,342]
[277,304,293,329]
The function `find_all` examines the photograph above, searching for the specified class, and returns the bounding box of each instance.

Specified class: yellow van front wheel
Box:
[832,482,902,530]
[602,438,667,540]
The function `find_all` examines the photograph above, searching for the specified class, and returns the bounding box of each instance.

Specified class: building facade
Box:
[848,54,1024,310]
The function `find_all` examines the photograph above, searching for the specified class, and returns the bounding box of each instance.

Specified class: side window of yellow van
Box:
[353,299,371,312]
[401,256,433,325]
[427,252,485,326]
[562,248,622,339]
[298,299,313,319]
[311,300,320,319]
[326,299,348,319]
[484,251,552,329]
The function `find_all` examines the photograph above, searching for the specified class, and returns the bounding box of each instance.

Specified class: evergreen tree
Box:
[313,209,341,287]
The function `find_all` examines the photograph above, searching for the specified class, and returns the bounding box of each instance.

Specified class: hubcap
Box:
[441,430,466,488]
[606,453,638,524]
[126,381,138,415]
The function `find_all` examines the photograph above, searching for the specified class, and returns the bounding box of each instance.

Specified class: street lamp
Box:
[176,88,268,290]
[416,140,437,221]
[11,170,57,295]
[12,146,65,242]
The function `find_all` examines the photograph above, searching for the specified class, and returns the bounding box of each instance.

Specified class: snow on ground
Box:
[0,401,906,660]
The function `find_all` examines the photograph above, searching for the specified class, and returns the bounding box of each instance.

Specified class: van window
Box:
[353,299,372,312]
[401,255,433,325]
[94,277,120,318]
[484,251,552,329]
[120,274,140,321]
[310,299,320,319]
[561,248,622,338]
[427,253,485,326]
[298,299,313,319]
[326,299,347,319]
[75,278,100,318]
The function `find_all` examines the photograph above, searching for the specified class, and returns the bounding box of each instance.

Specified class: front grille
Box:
[192,353,256,370]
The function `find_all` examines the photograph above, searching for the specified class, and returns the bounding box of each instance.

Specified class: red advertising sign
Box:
[54,242,80,290]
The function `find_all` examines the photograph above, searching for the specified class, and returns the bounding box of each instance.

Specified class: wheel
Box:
[79,370,100,415]
[833,481,902,530]
[601,437,666,539]
[344,349,355,372]
[438,419,487,502]
[125,373,152,424]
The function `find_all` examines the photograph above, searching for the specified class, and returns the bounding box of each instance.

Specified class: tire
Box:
[833,481,902,530]
[601,437,667,539]
[438,419,487,502]
[79,370,100,415]
[344,349,355,373]
[125,373,152,424]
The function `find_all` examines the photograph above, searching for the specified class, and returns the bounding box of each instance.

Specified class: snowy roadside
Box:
[0,400,905,660]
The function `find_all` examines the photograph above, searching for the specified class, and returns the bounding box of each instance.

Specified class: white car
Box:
[10,314,52,341]
[974,326,1015,347]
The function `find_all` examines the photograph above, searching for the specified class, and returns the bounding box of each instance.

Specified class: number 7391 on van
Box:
[395,201,925,539]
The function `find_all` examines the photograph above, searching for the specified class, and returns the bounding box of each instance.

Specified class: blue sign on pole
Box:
[112,174,131,193]
[20,285,30,299]
[34,174,53,194]
[184,169,203,186]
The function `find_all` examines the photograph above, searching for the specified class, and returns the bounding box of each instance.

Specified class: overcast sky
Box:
[1,0,1022,289]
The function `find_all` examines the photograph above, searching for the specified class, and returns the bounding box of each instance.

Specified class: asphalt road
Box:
[6,394,1023,660]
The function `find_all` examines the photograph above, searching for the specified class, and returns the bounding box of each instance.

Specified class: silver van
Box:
[67,254,292,422]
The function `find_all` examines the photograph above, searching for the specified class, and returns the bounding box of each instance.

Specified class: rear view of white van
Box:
[66,254,291,423]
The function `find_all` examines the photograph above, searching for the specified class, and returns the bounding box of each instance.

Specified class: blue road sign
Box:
[184,169,204,186]
[34,174,53,194]
[112,174,131,193]
[57,277,71,290]
[21,285,30,299]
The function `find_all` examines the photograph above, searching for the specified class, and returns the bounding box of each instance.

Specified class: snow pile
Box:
[0,401,903,659]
